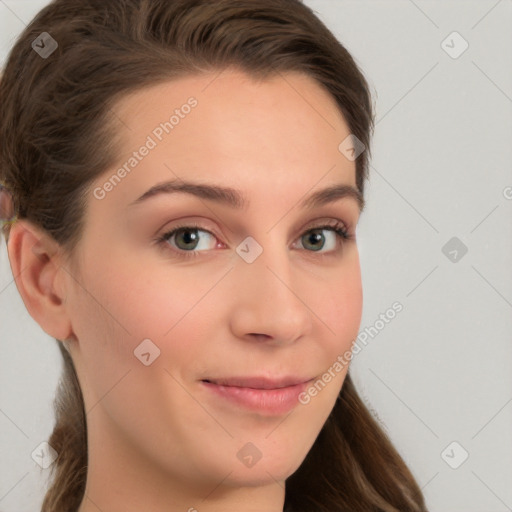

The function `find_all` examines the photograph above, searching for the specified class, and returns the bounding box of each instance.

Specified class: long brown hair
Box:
[0,1,428,510]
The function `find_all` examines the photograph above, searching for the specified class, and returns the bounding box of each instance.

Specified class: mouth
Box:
[199,375,315,415]
[200,376,313,389]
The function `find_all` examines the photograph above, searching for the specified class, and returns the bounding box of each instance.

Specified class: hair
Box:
[0,1,428,511]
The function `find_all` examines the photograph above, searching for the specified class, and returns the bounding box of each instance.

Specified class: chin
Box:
[223,462,299,488]
[228,446,307,486]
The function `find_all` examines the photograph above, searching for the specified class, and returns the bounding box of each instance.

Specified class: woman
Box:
[0,0,429,511]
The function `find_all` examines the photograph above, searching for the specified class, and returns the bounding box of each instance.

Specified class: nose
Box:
[228,240,314,346]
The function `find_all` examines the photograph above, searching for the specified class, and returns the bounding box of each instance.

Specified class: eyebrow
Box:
[128,179,364,212]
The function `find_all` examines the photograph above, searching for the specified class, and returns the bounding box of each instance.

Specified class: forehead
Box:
[111,68,352,159]
[93,69,357,214]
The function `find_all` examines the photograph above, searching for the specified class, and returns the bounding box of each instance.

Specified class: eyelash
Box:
[155,220,354,261]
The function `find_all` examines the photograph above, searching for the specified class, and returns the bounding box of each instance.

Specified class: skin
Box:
[8,68,363,512]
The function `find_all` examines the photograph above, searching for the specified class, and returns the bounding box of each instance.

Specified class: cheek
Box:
[70,257,222,395]
[73,245,212,343]
[335,266,363,337]
[107,258,224,339]
[312,253,363,352]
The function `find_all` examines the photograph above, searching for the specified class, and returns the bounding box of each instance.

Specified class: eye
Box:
[155,219,353,260]
[294,220,350,252]
[157,223,218,257]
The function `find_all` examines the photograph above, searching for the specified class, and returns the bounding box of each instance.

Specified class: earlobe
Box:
[7,219,74,342]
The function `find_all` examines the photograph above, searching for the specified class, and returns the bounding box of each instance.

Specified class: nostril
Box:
[249,333,272,340]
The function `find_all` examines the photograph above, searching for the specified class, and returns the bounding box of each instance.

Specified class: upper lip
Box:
[201,376,314,389]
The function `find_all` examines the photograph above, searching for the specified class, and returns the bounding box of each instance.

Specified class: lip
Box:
[200,376,314,415]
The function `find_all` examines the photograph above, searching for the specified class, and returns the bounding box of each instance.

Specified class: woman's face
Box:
[64,69,363,506]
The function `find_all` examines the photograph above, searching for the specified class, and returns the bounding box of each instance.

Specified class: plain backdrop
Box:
[1,1,511,511]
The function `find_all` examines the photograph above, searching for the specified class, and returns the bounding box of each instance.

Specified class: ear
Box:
[7,219,74,342]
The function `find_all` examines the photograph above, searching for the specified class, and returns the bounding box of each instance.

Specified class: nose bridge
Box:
[229,233,312,343]
[241,242,292,300]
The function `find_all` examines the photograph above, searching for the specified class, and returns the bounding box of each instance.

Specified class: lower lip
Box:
[200,380,310,415]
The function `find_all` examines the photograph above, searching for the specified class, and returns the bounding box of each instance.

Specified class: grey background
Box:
[1,1,511,511]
